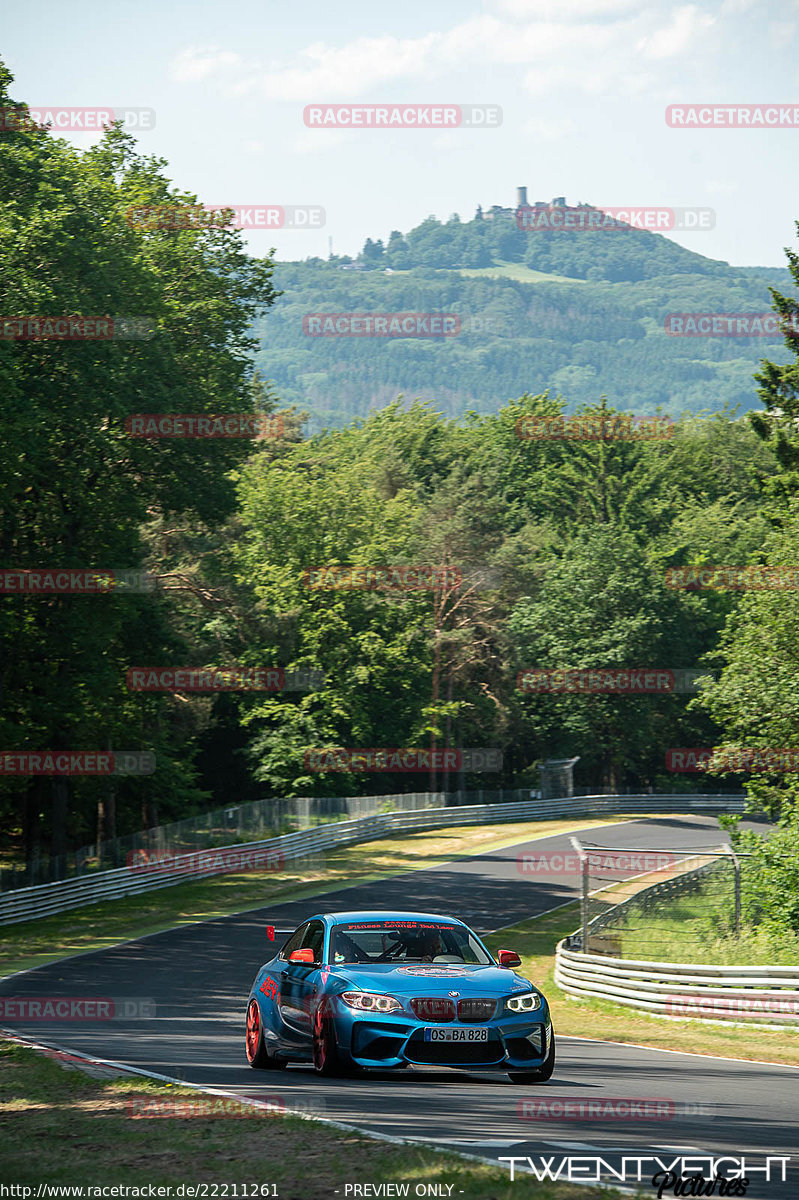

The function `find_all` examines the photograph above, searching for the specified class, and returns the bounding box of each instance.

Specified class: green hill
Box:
[252,208,796,429]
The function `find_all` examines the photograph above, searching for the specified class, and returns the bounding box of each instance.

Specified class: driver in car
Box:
[407,929,443,962]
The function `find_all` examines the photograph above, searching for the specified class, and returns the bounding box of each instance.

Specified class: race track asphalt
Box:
[2,814,796,1198]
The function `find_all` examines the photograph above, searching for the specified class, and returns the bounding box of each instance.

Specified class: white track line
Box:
[1,1029,633,1196]
[559,1034,799,1069]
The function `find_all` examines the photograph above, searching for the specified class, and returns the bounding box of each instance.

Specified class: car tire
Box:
[246,998,287,1070]
[312,999,346,1076]
[507,1033,556,1084]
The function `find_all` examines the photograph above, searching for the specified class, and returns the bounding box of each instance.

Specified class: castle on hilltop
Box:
[481,186,567,220]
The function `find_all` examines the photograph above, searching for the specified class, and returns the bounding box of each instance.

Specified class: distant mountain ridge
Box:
[252,202,796,430]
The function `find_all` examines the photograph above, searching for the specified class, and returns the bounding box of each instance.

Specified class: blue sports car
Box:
[245,910,555,1083]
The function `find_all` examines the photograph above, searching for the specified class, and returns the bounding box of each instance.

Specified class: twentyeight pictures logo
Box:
[303,104,501,128]
[499,1154,789,1185]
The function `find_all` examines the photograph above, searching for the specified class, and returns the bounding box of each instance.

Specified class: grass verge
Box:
[613,883,799,966]
[0,1038,634,1199]
[0,816,631,978]
[483,905,799,1066]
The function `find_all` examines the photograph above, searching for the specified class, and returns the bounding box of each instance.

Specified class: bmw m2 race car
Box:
[245,910,555,1082]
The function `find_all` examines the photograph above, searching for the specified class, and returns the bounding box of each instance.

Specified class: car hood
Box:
[325,962,537,997]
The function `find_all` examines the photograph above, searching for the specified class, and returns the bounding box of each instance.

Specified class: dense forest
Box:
[2,62,799,876]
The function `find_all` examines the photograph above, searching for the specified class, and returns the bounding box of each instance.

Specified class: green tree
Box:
[508,526,718,789]
[750,221,799,506]
[0,63,278,863]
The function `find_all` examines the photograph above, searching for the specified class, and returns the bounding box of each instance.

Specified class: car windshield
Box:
[329,920,492,965]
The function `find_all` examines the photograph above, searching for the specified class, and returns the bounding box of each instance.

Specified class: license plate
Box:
[424,1027,489,1042]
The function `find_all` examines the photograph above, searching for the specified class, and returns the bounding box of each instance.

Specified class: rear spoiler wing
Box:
[266,925,296,951]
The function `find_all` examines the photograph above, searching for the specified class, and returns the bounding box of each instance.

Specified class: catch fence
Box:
[0,793,744,925]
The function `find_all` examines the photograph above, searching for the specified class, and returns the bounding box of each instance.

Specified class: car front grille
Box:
[456,998,496,1021]
[410,997,456,1021]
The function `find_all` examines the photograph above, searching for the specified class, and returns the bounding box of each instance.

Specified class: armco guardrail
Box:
[555,941,799,1026]
[0,793,744,927]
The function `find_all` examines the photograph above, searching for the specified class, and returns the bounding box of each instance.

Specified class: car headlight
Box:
[505,991,542,1013]
[340,991,402,1013]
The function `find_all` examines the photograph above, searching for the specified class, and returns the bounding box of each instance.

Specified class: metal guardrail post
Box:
[570,836,588,951]
[726,844,741,937]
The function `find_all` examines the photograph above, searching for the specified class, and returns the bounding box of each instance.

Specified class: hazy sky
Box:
[3,0,798,267]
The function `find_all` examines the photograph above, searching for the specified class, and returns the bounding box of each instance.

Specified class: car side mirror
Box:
[498,949,522,968]
[288,948,316,964]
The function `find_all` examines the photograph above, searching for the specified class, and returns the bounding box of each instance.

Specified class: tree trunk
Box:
[50,775,69,879]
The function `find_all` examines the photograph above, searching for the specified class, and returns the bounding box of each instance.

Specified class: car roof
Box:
[316,910,467,926]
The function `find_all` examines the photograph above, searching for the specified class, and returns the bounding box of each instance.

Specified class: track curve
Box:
[2,815,797,1198]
